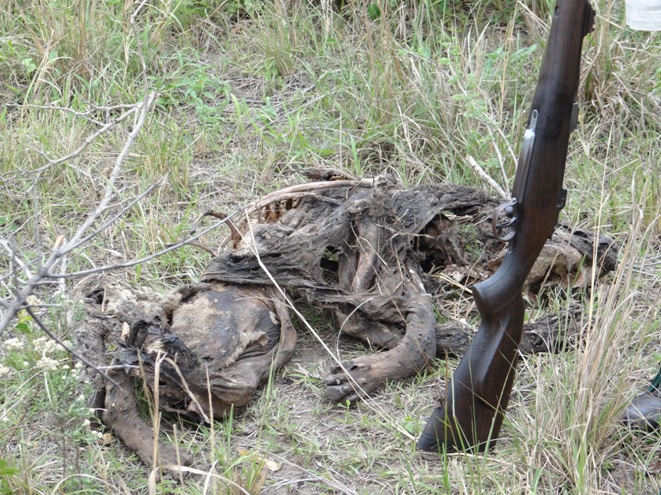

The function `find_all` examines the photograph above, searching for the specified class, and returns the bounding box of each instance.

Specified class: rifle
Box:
[417,0,595,452]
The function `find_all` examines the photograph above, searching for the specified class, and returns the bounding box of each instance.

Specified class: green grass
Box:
[1,0,660,493]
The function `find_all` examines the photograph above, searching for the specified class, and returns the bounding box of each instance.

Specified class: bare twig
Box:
[59,176,164,254]
[24,306,119,387]
[0,179,165,287]
[65,98,156,250]
[0,1,154,335]
[5,101,143,126]
[0,86,155,335]
[54,179,376,278]
[4,105,142,187]
[49,212,236,279]
[0,237,33,280]
[0,236,66,334]
[466,155,508,199]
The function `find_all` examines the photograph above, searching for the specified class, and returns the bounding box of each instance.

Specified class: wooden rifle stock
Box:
[418,0,595,452]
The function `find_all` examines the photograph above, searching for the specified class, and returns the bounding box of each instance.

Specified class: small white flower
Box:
[4,338,24,350]
[36,357,59,371]
[33,337,58,355]
[0,365,12,377]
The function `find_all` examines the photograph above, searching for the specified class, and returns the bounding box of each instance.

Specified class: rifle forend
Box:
[418,0,595,452]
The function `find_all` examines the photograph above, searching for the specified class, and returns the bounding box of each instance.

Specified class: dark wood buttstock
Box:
[417,257,526,452]
[418,0,594,452]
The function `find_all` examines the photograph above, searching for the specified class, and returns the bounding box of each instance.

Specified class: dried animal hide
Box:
[72,276,295,468]
[70,176,617,468]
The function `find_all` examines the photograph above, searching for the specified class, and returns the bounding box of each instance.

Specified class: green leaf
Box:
[14,322,30,335]
[0,459,18,476]
[21,57,37,74]
[367,3,381,20]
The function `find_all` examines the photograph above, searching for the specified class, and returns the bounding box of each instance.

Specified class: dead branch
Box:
[0,1,155,340]
[466,155,508,199]
[25,306,119,387]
